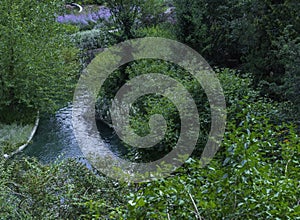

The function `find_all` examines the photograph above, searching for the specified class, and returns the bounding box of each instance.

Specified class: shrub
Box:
[275,30,300,114]
[174,0,238,66]
[57,6,112,30]
[106,0,167,41]
[0,158,130,219]
[96,60,285,162]
[71,28,114,51]
[173,0,300,109]
[136,24,176,39]
[117,93,300,219]
[0,0,79,120]
[96,59,210,160]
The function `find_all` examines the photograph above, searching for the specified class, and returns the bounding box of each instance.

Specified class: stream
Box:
[22,105,125,165]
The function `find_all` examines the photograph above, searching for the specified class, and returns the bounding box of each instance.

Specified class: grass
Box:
[0,123,34,155]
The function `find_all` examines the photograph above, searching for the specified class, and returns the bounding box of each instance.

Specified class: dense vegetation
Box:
[174,0,300,111]
[0,123,34,154]
[0,0,79,123]
[0,0,299,219]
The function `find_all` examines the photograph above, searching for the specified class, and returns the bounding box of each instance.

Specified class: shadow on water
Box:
[21,105,125,167]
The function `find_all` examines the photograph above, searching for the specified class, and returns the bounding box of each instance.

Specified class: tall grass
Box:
[0,123,33,154]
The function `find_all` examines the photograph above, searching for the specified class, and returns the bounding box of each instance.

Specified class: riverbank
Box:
[0,113,39,158]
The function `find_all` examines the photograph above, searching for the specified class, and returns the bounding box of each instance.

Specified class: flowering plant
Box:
[57,7,111,26]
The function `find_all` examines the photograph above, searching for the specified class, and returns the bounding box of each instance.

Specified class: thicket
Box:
[1,68,299,219]
[174,0,300,112]
[91,1,300,217]
[0,0,79,123]
[0,0,299,219]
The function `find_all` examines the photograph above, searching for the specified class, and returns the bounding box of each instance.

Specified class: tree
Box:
[174,0,300,107]
[0,0,79,122]
[106,0,166,42]
[174,0,238,66]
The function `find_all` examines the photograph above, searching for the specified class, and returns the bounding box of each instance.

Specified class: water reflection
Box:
[23,105,124,164]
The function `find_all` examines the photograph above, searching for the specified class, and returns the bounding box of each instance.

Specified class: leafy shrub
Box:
[0,0,79,119]
[173,0,300,109]
[275,31,300,114]
[72,28,113,50]
[117,96,300,220]
[136,24,176,39]
[0,158,130,219]
[96,59,210,160]
[71,27,117,67]
[137,0,168,27]
[96,61,283,162]
[106,0,168,41]
[174,0,238,66]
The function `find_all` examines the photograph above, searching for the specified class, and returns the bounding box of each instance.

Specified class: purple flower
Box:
[56,7,111,26]
[97,7,111,20]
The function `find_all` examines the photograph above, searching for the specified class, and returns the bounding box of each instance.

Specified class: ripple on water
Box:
[23,105,125,165]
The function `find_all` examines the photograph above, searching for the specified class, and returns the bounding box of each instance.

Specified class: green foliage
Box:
[237,0,299,76]
[117,99,300,220]
[0,1,299,218]
[0,158,130,219]
[96,62,285,162]
[0,0,79,121]
[72,29,114,51]
[274,30,300,113]
[106,0,167,41]
[71,28,116,67]
[174,0,300,108]
[96,59,210,160]
[106,0,142,41]
[1,66,299,219]
[94,63,299,218]
[174,0,238,66]
[0,123,33,154]
[125,60,209,159]
[137,0,168,27]
[136,24,176,39]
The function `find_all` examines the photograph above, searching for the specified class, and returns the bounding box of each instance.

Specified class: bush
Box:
[105,0,168,41]
[116,92,300,219]
[174,0,238,66]
[275,30,300,114]
[0,0,79,120]
[96,59,287,162]
[96,59,210,160]
[136,24,176,39]
[173,0,300,108]
[72,28,114,51]
[0,158,130,219]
